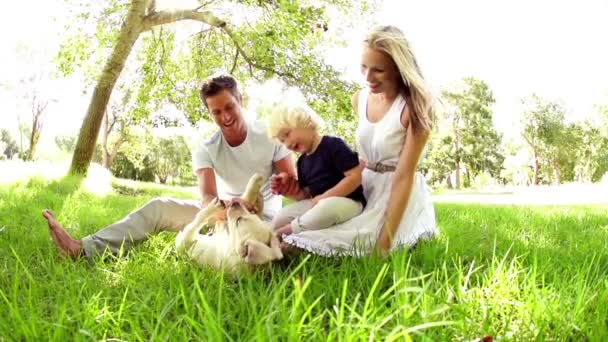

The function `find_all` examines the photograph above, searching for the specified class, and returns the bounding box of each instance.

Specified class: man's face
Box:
[205,89,245,134]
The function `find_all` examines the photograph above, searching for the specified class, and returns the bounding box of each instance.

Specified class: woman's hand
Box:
[374,226,393,257]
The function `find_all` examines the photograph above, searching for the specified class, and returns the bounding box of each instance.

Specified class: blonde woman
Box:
[267,102,366,238]
[277,25,439,256]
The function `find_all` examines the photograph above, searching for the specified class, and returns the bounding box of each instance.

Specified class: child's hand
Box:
[270,172,289,195]
[311,195,324,207]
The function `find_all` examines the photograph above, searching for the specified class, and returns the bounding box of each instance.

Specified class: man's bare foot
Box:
[42,209,83,259]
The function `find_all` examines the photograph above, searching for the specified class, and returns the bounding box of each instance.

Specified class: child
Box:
[266,102,366,237]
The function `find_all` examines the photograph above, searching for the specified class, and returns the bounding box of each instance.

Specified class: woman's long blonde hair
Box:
[364,25,433,133]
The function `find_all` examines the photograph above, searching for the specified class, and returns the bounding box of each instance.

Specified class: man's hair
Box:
[199,74,243,108]
[266,102,324,140]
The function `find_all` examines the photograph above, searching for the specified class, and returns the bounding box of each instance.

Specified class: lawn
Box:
[1,164,607,340]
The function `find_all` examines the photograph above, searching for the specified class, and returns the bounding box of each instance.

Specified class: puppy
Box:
[175,174,283,272]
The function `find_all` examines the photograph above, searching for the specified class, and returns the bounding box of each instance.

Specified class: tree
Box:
[433,77,504,188]
[521,95,567,185]
[16,114,30,160]
[25,92,50,161]
[110,126,155,181]
[571,110,608,183]
[150,135,191,184]
[99,86,139,169]
[57,0,372,175]
[16,74,55,161]
[421,134,456,187]
[55,135,77,153]
[1,129,19,160]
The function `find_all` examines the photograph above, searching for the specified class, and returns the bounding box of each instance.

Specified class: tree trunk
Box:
[532,148,540,186]
[26,131,40,161]
[67,1,226,176]
[26,99,46,161]
[100,110,125,170]
[69,1,146,175]
[454,160,461,189]
[552,160,561,185]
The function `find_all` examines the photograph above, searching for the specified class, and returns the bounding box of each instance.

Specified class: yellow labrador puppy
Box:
[175,174,283,272]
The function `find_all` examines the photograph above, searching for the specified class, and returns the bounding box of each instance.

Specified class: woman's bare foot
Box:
[275,224,293,239]
[280,241,303,256]
[42,209,83,259]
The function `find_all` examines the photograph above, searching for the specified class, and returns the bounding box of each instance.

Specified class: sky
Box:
[1,0,607,143]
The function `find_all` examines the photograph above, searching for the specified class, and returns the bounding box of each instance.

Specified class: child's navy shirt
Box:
[296,136,366,206]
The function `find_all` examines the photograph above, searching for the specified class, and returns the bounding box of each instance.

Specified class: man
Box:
[42,74,297,259]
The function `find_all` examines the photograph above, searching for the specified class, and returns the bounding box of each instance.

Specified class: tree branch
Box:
[142,9,226,31]
[230,48,239,74]
[220,25,295,80]
[146,0,156,15]
[144,7,295,82]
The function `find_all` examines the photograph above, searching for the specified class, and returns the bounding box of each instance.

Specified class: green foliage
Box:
[521,95,570,184]
[107,129,193,184]
[109,128,156,182]
[426,77,504,188]
[1,129,19,159]
[149,135,192,184]
[421,135,456,186]
[54,135,77,153]
[56,0,365,127]
[111,152,156,182]
[571,121,608,182]
[55,0,128,82]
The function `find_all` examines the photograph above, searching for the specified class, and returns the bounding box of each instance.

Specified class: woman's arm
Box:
[375,112,430,255]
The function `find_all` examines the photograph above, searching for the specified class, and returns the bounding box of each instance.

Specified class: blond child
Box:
[267,102,366,237]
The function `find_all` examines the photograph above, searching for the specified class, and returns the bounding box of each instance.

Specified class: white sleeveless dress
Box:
[283,90,439,256]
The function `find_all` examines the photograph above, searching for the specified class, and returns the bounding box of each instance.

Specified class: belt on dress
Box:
[365,162,396,173]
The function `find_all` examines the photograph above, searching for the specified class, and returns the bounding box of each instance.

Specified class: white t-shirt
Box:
[192,120,290,220]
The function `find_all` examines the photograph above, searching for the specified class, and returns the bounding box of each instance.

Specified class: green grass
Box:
[1,174,607,340]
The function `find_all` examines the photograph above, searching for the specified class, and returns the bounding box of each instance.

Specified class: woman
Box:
[276,25,438,256]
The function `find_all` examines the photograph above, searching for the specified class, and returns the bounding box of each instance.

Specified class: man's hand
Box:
[225,197,258,213]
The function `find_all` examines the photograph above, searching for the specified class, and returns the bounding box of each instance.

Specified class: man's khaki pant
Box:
[81,198,201,258]
[272,197,363,234]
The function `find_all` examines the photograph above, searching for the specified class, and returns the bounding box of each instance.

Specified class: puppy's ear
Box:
[242,240,282,265]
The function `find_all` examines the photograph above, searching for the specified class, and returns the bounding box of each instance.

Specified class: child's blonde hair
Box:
[267,102,324,140]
